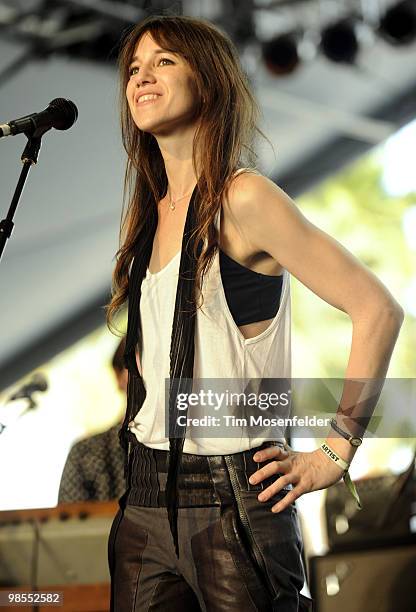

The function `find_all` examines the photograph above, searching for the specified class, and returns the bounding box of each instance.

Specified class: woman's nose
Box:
[135,66,156,86]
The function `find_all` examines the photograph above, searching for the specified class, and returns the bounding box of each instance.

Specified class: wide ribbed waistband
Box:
[126,433,288,508]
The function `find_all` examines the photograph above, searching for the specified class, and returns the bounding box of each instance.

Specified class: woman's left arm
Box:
[228,172,405,511]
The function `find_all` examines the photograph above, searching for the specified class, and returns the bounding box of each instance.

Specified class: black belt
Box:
[125,433,289,508]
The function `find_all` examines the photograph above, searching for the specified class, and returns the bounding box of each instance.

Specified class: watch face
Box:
[351,438,362,447]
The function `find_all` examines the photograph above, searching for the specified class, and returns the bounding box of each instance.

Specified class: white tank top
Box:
[128,175,291,454]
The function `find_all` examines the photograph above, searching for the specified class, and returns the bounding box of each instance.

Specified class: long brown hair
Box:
[106,14,270,332]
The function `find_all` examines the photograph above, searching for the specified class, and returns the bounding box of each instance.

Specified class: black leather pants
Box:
[108,435,314,611]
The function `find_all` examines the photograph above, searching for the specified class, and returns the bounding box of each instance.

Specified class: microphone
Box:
[9,373,48,401]
[0,98,78,138]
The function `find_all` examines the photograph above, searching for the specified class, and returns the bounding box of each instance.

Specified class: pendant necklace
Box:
[167,186,194,211]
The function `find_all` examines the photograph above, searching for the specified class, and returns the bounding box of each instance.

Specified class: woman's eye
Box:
[129,58,172,77]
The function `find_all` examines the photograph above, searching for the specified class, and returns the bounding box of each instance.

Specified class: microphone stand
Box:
[0,126,50,263]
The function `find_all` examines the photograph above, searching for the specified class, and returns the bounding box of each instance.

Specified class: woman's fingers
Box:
[253,448,349,512]
[257,474,296,502]
[253,446,288,462]
[249,445,299,506]
[249,456,291,484]
[271,483,307,513]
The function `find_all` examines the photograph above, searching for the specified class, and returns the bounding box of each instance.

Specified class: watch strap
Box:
[330,418,362,446]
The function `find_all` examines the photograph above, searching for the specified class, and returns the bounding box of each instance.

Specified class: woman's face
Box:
[126,31,200,136]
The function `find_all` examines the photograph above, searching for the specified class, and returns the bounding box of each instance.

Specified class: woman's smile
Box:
[136,93,162,106]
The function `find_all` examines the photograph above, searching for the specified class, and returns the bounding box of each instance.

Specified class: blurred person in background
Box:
[58,337,126,503]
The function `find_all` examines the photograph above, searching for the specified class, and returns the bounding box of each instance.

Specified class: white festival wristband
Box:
[319,442,362,510]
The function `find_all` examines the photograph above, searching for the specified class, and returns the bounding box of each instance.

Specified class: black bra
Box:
[219,248,283,327]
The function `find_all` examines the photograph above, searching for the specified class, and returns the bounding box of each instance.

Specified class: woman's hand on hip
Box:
[249,444,346,513]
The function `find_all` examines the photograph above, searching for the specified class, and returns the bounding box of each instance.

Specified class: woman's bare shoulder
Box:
[224,169,285,215]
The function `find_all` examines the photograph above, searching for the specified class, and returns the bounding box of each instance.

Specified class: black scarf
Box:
[122,183,202,558]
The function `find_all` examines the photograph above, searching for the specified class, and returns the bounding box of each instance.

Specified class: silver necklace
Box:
[167,187,194,211]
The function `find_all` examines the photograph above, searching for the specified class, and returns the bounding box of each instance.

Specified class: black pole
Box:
[0,134,44,263]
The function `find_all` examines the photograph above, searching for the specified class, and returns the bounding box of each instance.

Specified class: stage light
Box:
[320,17,359,65]
[378,0,416,46]
[261,32,301,76]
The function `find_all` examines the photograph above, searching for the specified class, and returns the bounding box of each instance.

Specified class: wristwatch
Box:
[330,418,363,447]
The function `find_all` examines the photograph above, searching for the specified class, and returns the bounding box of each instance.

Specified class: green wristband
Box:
[343,470,362,510]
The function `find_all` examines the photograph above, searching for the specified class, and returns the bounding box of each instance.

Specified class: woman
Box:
[106,14,404,612]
